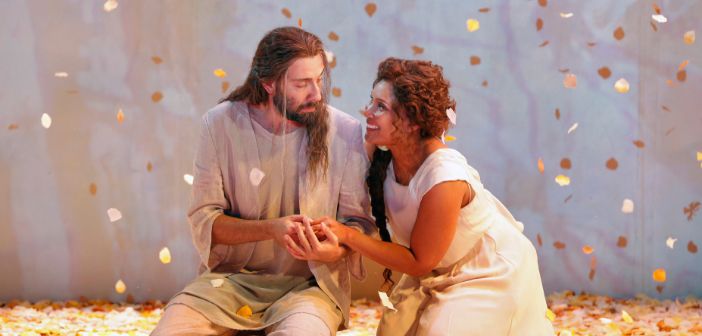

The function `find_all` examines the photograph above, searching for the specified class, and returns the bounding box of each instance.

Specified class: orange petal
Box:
[412,45,424,55]
[152,92,163,102]
[582,246,594,254]
[365,3,377,17]
[281,8,291,18]
[652,269,666,282]
[117,109,124,123]
[445,135,457,141]
[214,69,227,77]
[538,158,544,174]
[151,56,162,64]
[679,61,689,70]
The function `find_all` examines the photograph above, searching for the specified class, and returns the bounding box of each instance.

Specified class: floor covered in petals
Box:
[2,291,701,335]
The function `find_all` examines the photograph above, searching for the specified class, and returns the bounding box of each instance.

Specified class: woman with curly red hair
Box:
[286,58,554,335]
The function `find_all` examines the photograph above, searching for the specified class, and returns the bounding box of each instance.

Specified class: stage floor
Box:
[1,291,700,335]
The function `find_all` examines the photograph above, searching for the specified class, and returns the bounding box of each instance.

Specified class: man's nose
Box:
[309,81,322,102]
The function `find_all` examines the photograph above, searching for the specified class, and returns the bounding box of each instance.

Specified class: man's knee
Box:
[265,313,332,336]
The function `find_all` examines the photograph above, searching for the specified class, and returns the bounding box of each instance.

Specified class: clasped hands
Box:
[273,215,349,263]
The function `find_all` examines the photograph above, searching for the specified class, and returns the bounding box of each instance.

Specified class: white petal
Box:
[107,208,122,222]
[183,174,194,185]
[104,0,118,12]
[115,279,126,293]
[378,292,396,311]
[622,199,634,213]
[54,72,68,77]
[560,13,573,18]
[652,15,667,23]
[666,237,677,249]
[324,50,334,62]
[446,108,457,125]
[210,279,224,288]
[249,168,265,186]
[41,113,52,129]
[567,123,578,134]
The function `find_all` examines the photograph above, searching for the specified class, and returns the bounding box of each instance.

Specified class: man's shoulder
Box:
[202,101,246,123]
[328,105,362,135]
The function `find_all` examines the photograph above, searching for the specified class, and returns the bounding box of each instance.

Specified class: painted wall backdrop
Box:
[1,0,701,303]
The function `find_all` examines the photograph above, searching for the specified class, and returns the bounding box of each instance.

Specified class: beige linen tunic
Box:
[376,149,554,336]
[168,101,375,332]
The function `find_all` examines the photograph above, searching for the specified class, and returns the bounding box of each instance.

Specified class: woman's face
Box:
[364,80,408,146]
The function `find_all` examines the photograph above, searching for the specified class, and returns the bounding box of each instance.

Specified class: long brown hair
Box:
[366,58,456,290]
[220,26,330,183]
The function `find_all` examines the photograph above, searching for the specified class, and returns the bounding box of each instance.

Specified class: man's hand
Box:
[284,217,348,263]
[266,214,309,247]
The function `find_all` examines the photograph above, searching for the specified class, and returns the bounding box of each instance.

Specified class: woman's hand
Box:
[284,217,347,263]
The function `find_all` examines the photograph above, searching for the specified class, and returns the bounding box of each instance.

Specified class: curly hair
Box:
[366,58,456,291]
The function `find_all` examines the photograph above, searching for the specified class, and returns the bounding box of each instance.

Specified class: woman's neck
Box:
[390,137,445,185]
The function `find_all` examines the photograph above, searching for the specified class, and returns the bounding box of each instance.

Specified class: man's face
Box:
[272,54,325,124]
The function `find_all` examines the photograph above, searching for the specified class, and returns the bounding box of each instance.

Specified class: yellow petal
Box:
[538,157,544,174]
[236,305,253,318]
[622,199,634,213]
[466,19,479,32]
[545,309,556,322]
[41,113,52,129]
[684,30,695,44]
[214,69,227,77]
[159,247,171,264]
[115,279,126,293]
[582,246,594,254]
[653,269,666,282]
[622,310,633,323]
[103,0,118,12]
[560,13,573,18]
[54,72,68,77]
[615,78,629,92]
[555,175,570,186]
[697,152,701,161]
[117,109,124,123]
[445,135,457,141]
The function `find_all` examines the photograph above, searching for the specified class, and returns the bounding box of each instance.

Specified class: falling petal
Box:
[236,305,253,318]
[613,27,625,40]
[589,269,595,281]
[653,3,661,14]
[567,123,578,134]
[481,80,487,87]
[298,18,301,27]
[478,8,490,13]
[560,13,573,18]
[666,237,677,249]
[470,56,481,65]
[558,69,569,73]
[8,124,18,130]
[546,309,556,322]
[587,42,597,46]
[615,78,629,92]
[537,234,542,246]
[214,69,227,77]
[538,0,547,7]
[652,269,666,282]
[365,3,377,17]
[651,21,658,32]
[324,50,334,62]
[684,30,695,44]
[665,127,675,135]
[446,108,456,125]
[564,195,572,203]
[697,152,702,161]
[210,279,224,288]
[115,280,126,293]
[332,87,342,97]
[684,202,700,221]
[126,294,134,304]
[677,70,686,82]
[555,108,560,120]
[151,56,162,64]
[184,174,194,185]
[466,19,479,32]
[563,74,577,88]
[652,15,667,23]
[538,158,544,173]
[536,18,543,31]
[445,135,457,141]
[89,183,97,195]
[54,72,68,77]
[147,161,152,172]
[555,175,570,186]
[560,158,571,169]
[329,56,337,68]
[617,236,628,247]
[622,199,634,213]
[250,168,265,186]
[679,61,689,70]
[151,92,163,102]
[159,247,171,264]
[107,208,122,222]
[590,256,597,269]
[633,140,644,148]
[538,41,549,47]
[104,0,118,12]
[622,311,633,323]
[379,292,397,311]
[582,246,594,254]
[553,241,566,249]
[412,46,424,55]
[41,113,52,128]
[328,31,339,41]
[662,105,670,111]
[222,81,230,93]
[666,80,677,87]
[606,158,619,170]
[688,241,698,253]
[281,8,291,18]
[117,109,124,123]
[657,285,664,293]
[597,67,611,79]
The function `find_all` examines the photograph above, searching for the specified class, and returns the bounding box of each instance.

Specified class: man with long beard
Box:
[152,27,374,336]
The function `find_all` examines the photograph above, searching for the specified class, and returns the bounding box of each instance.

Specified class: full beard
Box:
[273,91,322,126]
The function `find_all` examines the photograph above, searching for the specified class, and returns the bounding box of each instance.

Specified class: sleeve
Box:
[186,113,230,271]
[336,122,376,281]
[412,151,473,202]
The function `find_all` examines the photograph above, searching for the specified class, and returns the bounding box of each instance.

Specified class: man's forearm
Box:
[211,214,270,245]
